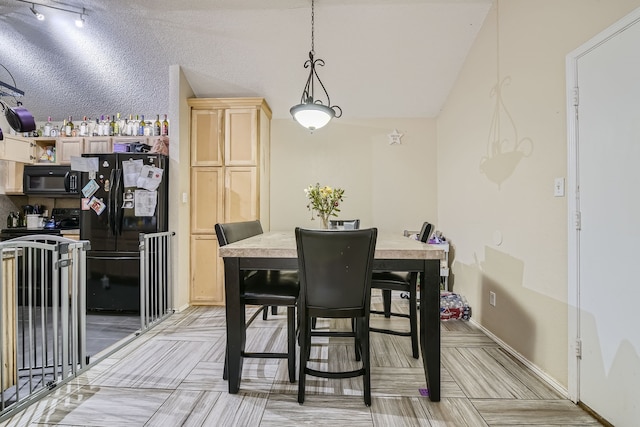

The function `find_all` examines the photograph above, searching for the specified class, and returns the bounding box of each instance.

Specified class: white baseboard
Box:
[174,303,191,313]
[469,319,569,398]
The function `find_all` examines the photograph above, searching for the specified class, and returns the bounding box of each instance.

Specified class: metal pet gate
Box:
[0,231,174,420]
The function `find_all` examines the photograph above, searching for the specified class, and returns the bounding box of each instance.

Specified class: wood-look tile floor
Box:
[1,293,600,426]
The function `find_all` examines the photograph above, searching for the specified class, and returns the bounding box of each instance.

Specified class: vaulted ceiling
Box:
[0,0,492,122]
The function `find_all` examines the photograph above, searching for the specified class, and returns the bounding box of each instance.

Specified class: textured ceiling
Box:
[0,0,492,122]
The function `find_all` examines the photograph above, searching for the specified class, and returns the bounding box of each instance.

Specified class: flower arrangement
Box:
[304,183,345,228]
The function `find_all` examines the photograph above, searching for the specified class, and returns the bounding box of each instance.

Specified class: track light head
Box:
[30,4,44,20]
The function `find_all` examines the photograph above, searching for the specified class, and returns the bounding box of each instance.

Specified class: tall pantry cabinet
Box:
[188,98,271,305]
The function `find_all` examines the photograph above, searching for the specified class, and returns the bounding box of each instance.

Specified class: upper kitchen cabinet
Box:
[189,98,269,167]
[56,137,83,164]
[190,109,223,166]
[0,135,39,163]
[83,137,112,154]
[0,135,59,164]
[224,108,257,166]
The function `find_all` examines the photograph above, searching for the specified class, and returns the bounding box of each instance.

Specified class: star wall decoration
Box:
[388,129,403,145]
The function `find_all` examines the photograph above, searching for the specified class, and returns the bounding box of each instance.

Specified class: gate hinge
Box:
[575,339,582,358]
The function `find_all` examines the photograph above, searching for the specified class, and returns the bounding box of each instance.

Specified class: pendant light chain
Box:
[311,0,315,55]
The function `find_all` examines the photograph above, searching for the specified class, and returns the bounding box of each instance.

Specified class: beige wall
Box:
[270,118,438,234]
[437,0,640,388]
[170,65,194,311]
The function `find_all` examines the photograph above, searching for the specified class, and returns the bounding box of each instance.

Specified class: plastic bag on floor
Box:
[440,291,471,320]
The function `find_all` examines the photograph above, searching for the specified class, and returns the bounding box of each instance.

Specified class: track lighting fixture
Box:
[75,9,85,28]
[17,0,88,27]
[30,4,44,21]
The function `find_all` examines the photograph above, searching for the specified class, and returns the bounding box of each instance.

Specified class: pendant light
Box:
[290,0,342,132]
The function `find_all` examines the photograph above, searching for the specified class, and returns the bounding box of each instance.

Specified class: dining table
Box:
[217,230,446,402]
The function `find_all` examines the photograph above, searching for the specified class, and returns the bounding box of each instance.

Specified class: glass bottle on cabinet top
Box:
[154,115,161,136]
[65,116,74,136]
[114,113,121,136]
[132,115,140,136]
[44,116,52,136]
[79,116,88,136]
[138,115,145,136]
[162,114,169,136]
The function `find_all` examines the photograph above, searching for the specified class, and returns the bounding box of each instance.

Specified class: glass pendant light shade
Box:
[290,102,335,131]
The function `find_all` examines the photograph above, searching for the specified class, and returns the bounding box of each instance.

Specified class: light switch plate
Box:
[554,178,565,197]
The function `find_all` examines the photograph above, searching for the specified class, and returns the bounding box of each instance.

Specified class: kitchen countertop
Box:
[0,228,79,235]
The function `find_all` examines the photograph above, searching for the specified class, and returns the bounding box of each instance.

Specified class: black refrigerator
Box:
[80,153,169,312]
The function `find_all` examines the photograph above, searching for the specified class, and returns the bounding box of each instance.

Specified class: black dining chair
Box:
[295,227,378,406]
[215,220,299,383]
[370,221,433,359]
[311,218,361,329]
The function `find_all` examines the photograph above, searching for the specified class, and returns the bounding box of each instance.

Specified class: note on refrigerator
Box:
[136,165,164,191]
[122,159,144,187]
[70,156,99,172]
[134,190,157,217]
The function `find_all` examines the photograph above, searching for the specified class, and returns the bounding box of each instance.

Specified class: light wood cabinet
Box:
[1,161,24,194]
[190,235,224,305]
[83,137,112,154]
[188,97,271,305]
[225,167,258,222]
[56,137,83,164]
[191,167,224,234]
[191,109,223,166]
[225,108,257,166]
[0,135,37,163]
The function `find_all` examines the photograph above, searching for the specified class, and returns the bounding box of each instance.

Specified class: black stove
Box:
[0,208,80,241]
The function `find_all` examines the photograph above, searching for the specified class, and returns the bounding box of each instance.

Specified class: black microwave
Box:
[23,165,80,197]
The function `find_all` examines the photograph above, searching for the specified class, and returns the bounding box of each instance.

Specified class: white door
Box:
[570,11,640,426]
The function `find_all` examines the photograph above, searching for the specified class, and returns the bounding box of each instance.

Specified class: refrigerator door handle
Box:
[108,168,116,236]
[114,168,123,236]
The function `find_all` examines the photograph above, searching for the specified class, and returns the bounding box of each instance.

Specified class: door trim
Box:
[565,6,640,403]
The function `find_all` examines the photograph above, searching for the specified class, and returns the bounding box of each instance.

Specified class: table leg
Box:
[223,257,244,393]
[420,259,441,401]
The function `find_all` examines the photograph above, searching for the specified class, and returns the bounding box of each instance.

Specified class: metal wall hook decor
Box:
[290,0,341,132]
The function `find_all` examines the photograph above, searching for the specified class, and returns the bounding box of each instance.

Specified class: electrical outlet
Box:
[489,291,496,307]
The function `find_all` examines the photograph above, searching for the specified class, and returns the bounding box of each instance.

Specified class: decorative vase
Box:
[320,214,329,229]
